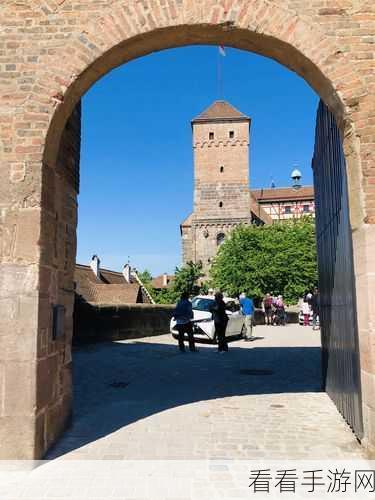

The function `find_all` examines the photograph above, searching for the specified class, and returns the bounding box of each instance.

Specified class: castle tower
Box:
[181,100,252,274]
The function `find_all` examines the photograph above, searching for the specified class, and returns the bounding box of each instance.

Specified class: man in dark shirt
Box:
[210,292,229,352]
[173,291,196,352]
[311,287,320,331]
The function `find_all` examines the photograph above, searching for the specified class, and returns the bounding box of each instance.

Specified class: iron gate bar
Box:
[312,100,364,439]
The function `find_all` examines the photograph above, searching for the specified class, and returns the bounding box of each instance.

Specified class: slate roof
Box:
[192,100,250,123]
[252,186,314,203]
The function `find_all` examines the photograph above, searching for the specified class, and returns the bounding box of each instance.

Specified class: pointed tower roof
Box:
[192,100,250,124]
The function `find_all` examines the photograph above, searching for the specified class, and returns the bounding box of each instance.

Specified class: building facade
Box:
[252,184,315,222]
[181,100,270,274]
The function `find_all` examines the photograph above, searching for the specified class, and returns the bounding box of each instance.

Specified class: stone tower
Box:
[181,100,252,274]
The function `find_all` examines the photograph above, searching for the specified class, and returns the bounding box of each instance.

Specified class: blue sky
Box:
[77,45,319,275]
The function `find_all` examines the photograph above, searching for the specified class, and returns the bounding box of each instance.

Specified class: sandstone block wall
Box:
[193,120,251,219]
[73,300,175,344]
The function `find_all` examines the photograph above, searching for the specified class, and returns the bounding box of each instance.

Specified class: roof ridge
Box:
[252,185,314,191]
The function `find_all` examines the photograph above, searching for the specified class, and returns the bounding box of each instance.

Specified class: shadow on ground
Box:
[46,339,322,459]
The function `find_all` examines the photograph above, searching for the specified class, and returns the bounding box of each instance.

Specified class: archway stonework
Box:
[0,0,374,459]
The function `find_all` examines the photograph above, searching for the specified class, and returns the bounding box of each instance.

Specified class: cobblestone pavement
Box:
[47,325,364,461]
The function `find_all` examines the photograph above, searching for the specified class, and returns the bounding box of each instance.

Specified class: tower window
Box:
[229,130,234,138]
[219,201,223,208]
[209,132,214,140]
[220,166,224,173]
[217,233,225,246]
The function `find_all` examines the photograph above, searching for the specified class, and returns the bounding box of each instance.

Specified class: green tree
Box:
[209,218,317,304]
[137,269,152,285]
[153,261,205,304]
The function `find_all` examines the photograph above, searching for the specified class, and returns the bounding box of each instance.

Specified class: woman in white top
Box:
[302,300,311,326]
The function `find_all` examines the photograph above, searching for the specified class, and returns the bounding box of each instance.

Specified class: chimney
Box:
[162,272,168,287]
[123,263,131,283]
[90,254,100,278]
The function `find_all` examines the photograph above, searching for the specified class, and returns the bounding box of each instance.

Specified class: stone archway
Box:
[0,1,374,459]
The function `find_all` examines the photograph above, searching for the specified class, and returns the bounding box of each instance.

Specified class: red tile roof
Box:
[192,100,250,123]
[250,193,273,224]
[252,186,314,203]
[152,274,175,289]
[74,264,142,304]
[89,284,141,304]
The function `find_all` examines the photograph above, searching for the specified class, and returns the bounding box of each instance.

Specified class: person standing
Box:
[173,291,197,352]
[275,295,286,326]
[263,293,273,326]
[210,292,229,352]
[311,287,320,330]
[240,292,255,341]
[302,299,311,326]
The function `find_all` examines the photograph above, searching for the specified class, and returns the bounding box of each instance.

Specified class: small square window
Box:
[284,206,291,214]
[209,132,214,140]
[229,131,234,138]
[303,204,310,213]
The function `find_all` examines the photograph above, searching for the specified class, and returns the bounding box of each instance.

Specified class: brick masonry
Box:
[182,110,252,272]
[0,0,374,459]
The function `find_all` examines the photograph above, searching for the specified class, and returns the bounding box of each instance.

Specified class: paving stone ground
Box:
[47,324,364,461]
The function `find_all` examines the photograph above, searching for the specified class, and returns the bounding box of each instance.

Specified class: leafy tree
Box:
[153,262,205,304]
[209,218,317,304]
[172,261,204,297]
[137,269,152,284]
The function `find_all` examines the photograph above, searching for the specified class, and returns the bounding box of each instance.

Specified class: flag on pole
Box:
[218,45,226,56]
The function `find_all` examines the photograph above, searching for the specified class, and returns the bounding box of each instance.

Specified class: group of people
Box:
[262,293,286,326]
[173,291,255,353]
[173,287,320,353]
[300,287,320,330]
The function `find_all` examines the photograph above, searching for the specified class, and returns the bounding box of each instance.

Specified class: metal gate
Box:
[312,100,363,439]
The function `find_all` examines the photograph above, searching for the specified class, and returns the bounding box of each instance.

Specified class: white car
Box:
[170,295,246,343]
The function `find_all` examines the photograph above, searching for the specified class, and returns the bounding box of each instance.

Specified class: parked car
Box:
[298,308,320,327]
[170,295,246,343]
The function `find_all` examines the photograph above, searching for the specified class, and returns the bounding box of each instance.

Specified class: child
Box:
[302,300,311,326]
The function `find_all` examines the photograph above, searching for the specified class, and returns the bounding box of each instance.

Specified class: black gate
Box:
[312,100,363,439]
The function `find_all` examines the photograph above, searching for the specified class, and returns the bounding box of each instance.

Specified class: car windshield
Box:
[191,297,214,312]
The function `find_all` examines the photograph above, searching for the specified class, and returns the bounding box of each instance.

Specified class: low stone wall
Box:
[73,298,175,344]
[253,309,299,325]
[73,299,299,344]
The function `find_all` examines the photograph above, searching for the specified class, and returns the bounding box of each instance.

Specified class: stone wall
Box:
[193,120,251,220]
[73,299,174,344]
[0,0,374,458]
[73,300,299,345]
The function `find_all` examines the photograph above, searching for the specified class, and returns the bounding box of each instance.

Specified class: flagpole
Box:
[217,46,224,99]
[217,48,221,99]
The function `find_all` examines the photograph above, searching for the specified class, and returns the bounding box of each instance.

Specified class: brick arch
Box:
[2,0,375,460]
[42,0,365,168]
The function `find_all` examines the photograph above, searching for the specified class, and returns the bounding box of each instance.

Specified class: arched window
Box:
[219,201,223,208]
[217,233,225,246]
[220,166,224,173]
